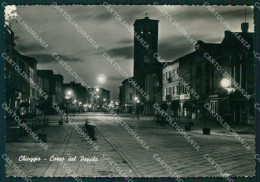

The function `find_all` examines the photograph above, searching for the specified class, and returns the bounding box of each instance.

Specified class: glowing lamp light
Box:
[221,78,231,88]
[65,89,73,99]
[95,88,100,92]
[134,97,138,101]
[67,90,72,96]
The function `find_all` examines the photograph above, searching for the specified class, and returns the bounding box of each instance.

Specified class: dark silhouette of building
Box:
[64,81,89,112]
[37,70,64,113]
[54,74,64,105]
[174,22,254,124]
[133,15,162,115]
[4,24,38,117]
[119,77,136,113]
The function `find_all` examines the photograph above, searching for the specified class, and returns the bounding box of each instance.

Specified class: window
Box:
[172,86,175,95]
[176,67,179,74]
[166,72,168,79]
[130,94,132,100]
[177,85,179,95]
[164,88,167,97]
[169,87,171,95]
[172,69,175,75]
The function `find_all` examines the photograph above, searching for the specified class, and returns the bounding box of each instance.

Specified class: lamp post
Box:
[65,89,73,123]
[135,97,140,119]
[96,95,100,111]
[115,101,119,114]
[221,78,235,124]
[79,101,82,113]
[73,100,77,116]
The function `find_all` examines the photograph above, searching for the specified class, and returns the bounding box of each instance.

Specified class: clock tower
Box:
[133,15,162,114]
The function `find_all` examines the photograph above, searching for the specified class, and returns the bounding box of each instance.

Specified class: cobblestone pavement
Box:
[88,113,255,177]
[5,116,135,177]
[5,113,255,178]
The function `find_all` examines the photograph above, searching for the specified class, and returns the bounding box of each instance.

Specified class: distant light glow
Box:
[97,75,106,84]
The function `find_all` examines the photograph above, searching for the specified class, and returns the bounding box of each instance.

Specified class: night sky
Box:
[6,5,253,100]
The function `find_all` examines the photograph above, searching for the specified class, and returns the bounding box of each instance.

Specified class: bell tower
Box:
[133,15,160,90]
[133,15,162,113]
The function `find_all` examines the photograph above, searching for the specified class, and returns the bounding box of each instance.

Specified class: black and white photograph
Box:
[1,2,259,181]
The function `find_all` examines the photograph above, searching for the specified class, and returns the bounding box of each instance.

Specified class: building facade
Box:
[119,77,136,113]
[64,81,89,112]
[38,70,64,113]
[54,74,64,105]
[170,22,254,124]
[4,25,39,117]
[162,62,179,102]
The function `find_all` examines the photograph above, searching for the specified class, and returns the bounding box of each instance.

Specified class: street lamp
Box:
[96,95,100,111]
[221,78,235,125]
[67,90,72,97]
[135,97,140,119]
[96,87,100,92]
[73,100,77,116]
[221,78,235,94]
[79,101,82,113]
[221,78,230,89]
[65,89,74,123]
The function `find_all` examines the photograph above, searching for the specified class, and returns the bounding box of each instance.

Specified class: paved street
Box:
[6,113,255,177]
[6,115,135,177]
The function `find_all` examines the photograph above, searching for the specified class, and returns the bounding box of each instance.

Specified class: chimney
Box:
[241,22,249,33]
